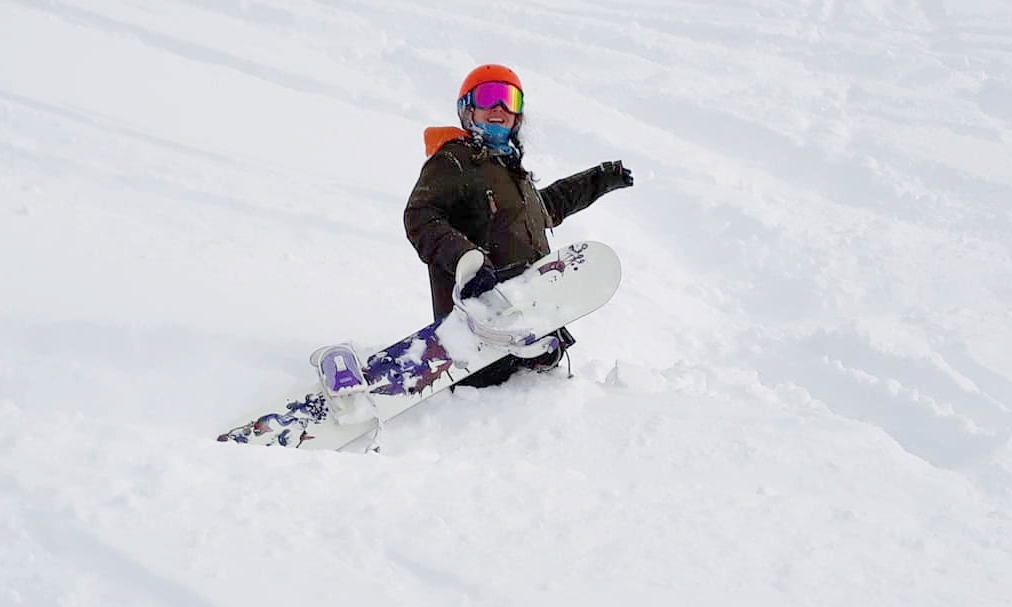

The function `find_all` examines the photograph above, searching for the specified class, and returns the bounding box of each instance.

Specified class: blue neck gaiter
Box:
[471,122,516,157]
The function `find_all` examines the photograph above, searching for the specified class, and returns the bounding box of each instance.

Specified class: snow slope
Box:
[2,0,1012,604]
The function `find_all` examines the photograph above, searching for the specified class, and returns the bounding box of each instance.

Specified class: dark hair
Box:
[509,126,537,181]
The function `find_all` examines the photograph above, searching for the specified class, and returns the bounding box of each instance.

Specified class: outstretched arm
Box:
[538,160,634,226]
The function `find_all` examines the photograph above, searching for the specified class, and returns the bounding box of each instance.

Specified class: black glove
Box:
[598,160,634,193]
[460,260,498,299]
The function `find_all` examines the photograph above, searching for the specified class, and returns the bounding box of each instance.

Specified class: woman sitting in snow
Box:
[404,63,633,388]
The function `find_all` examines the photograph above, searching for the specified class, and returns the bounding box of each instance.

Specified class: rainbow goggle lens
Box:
[465,81,524,114]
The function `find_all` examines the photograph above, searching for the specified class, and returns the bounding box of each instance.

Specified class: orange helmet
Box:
[458,64,523,100]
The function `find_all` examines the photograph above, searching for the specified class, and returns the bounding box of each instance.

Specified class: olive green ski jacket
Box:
[405,127,620,319]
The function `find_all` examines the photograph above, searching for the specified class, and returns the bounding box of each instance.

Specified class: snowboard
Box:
[216,241,621,452]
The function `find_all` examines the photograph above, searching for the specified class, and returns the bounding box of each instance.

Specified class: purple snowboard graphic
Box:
[217,241,622,452]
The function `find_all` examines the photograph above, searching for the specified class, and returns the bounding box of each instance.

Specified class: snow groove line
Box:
[0,135,391,244]
[385,548,504,607]
[308,0,711,75]
[5,0,380,108]
[753,328,1012,474]
[0,86,410,205]
[0,87,252,168]
[0,88,401,240]
[0,468,217,607]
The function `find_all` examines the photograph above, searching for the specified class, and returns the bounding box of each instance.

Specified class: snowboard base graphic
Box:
[216,241,621,452]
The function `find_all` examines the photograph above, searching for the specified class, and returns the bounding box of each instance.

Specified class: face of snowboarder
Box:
[472,105,517,130]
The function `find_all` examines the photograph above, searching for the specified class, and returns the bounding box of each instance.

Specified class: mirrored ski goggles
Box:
[466,81,524,114]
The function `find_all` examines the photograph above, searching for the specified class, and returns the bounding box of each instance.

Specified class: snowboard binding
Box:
[310,343,385,453]
[310,344,367,398]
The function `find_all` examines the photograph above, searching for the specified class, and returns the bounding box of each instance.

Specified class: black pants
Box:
[456,328,576,389]
[456,356,521,388]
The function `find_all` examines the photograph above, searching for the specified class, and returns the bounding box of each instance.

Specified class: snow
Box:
[2,0,1012,604]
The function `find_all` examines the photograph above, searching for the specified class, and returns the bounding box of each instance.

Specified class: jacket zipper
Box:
[483,189,497,252]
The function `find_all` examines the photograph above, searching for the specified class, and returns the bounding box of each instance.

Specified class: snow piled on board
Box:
[2,0,1012,605]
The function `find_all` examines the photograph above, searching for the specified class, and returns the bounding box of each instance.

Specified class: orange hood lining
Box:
[424,126,470,157]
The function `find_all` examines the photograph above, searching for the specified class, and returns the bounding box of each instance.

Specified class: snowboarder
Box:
[404,64,634,387]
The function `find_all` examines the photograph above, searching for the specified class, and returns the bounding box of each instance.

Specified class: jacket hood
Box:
[423,126,470,157]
